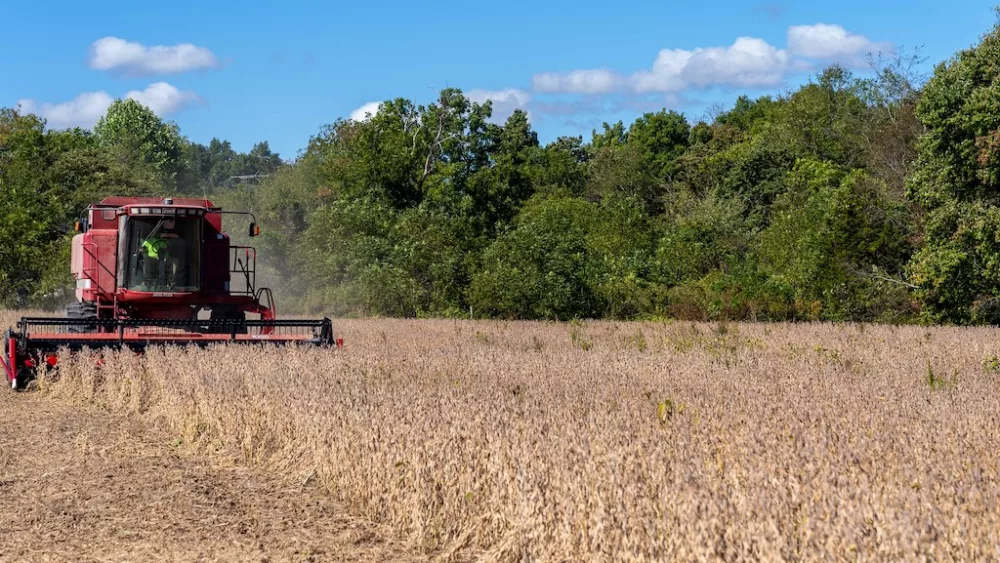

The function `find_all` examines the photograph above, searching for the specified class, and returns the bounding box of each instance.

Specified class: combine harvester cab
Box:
[2,196,338,390]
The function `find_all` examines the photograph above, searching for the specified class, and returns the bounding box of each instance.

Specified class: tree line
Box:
[3,23,1000,324]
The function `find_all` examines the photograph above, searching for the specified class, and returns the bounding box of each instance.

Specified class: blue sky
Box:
[1,0,994,159]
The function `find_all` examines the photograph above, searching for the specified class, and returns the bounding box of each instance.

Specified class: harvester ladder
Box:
[81,241,99,290]
[95,296,117,322]
[81,241,118,321]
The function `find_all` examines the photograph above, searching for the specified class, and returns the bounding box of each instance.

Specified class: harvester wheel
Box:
[67,301,98,333]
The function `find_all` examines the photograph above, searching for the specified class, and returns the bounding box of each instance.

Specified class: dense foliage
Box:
[4,23,1000,323]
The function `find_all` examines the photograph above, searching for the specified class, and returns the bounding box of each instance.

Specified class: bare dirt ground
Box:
[0,390,424,563]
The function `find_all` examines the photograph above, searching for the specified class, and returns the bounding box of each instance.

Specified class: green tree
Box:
[627,109,690,181]
[715,95,777,133]
[590,121,627,150]
[528,136,588,198]
[654,189,750,287]
[469,196,599,319]
[586,194,659,318]
[0,108,159,306]
[293,89,505,315]
[587,143,661,211]
[95,99,182,189]
[907,22,1000,323]
[0,109,51,305]
[758,159,913,321]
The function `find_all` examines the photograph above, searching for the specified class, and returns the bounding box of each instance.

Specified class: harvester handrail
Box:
[229,245,257,296]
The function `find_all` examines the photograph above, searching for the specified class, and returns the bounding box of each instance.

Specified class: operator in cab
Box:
[139,218,188,290]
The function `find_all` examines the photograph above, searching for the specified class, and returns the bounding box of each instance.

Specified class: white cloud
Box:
[788,24,890,61]
[633,37,789,93]
[126,82,200,114]
[533,69,623,94]
[538,37,789,95]
[89,36,220,75]
[532,23,892,97]
[630,49,692,93]
[350,101,381,121]
[17,91,114,130]
[466,88,532,121]
[676,37,790,88]
[16,83,200,130]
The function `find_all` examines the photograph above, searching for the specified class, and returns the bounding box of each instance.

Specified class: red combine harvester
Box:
[2,196,337,390]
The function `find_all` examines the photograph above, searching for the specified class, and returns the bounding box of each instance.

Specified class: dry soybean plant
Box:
[21,315,1000,560]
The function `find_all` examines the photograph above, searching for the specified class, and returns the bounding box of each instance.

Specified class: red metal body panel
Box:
[73,229,117,300]
[202,216,231,295]
[70,196,269,320]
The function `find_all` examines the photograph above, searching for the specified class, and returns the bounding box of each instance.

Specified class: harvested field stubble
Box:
[21,316,1000,560]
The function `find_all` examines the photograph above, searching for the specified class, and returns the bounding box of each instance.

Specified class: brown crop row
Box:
[5,310,1000,561]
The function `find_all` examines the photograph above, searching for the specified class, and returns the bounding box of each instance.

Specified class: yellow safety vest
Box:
[142,237,169,259]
